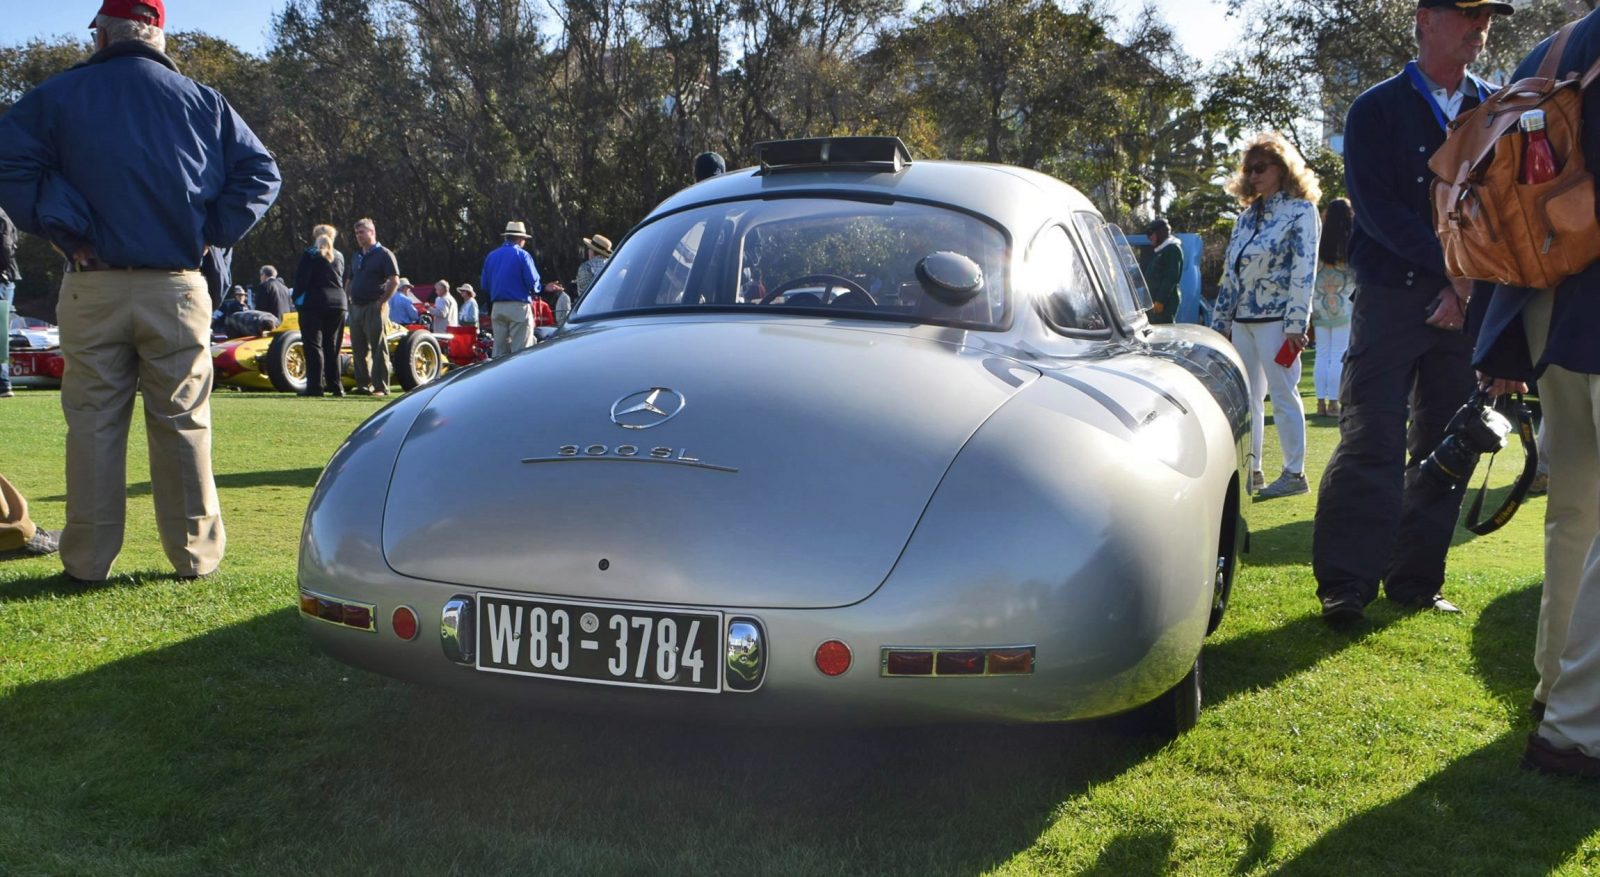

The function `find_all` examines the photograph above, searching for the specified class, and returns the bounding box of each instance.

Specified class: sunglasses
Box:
[1245,162,1276,175]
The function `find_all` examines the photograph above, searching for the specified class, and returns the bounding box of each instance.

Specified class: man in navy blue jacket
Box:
[1312,0,1511,625]
[0,0,280,584]
[1475,9,1600,781]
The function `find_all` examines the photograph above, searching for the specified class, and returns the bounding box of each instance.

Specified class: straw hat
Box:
[503,221,531,239]
[583,234,613,257]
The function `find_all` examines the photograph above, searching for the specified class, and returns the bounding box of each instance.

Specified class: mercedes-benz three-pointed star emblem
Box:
[610,388,686,429]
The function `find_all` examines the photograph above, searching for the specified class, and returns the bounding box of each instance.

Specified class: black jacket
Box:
[254,276,292,319]
[1475,10,1600,381]
[1344,66,1486,293]
[0,207,17,284]
[293,248,347,311]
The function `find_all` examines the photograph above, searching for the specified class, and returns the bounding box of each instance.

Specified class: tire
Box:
[263,331,306,394]
[391,330,442,391]
[1135,653,1202,740]
[1207,481,1244,635]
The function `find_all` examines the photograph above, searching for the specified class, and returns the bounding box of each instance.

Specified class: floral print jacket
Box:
[1212,192,1320,336]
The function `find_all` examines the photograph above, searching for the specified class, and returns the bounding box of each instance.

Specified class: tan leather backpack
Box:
[1430,21,1600,289]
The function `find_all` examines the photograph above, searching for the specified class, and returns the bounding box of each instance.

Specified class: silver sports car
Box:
[299,137,1251,737]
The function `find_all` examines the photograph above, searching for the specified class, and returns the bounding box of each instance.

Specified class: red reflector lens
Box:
[391,606,419,641]
[935,650,986,675]
[316,599,344,623]
[342,605,372,630]
[885,650,934,676]
[298,591,319,616]
[986,648,1034,674]
[815,640,852,677]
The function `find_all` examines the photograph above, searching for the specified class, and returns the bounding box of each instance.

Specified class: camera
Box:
[1419,389,1514,490]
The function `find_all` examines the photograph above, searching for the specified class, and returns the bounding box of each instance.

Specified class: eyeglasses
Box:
[1245,162,1275,175]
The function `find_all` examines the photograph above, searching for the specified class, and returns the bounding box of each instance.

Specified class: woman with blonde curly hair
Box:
[1213,132,1322,498]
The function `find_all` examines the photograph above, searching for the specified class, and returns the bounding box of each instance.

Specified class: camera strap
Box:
[1465,394,1538,536]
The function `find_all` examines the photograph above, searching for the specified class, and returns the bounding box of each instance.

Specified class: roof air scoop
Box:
[755,137,913,174]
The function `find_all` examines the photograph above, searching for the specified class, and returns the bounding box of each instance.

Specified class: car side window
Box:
[1072,213,1147,327]
[1030,225,1107,333]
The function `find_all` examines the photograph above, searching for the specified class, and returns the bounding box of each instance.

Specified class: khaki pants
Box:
[349,301,390,390]
[491,300,534,358]
[58,270,223,580]
[1525,289,1600,757]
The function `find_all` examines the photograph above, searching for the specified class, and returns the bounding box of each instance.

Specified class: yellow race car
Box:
[211,311,480,393]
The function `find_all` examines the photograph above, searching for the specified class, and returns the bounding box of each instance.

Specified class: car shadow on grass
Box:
[0,606,1172,876]
[34,467,326,502]
[1269,584,1599,875]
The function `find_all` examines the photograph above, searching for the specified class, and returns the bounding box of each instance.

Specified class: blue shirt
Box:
[0,42,279,269]
[460,298,479,326]
[481,241,541,303]
[389,294,420,324]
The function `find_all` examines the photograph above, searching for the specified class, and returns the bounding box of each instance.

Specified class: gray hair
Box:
[95,12,166,54]
[260,265,277,279]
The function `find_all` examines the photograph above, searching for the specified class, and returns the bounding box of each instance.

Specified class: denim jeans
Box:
[0,281,13,393]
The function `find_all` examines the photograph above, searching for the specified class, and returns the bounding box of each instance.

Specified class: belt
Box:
[71,260,194,273]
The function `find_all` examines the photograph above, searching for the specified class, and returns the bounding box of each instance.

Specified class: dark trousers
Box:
[1312,283,1477,604]
[299,306,346,395]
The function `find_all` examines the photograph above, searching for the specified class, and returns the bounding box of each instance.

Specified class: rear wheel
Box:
[264,331,306,394]
[1134,653,1201,740]
[391,330,442,390]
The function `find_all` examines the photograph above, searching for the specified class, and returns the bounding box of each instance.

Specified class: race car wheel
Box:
[1135,653,1201,740]
[392,330,442,391]
[264,330,307,394]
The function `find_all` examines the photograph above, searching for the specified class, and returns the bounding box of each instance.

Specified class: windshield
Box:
[571,197,1011,330]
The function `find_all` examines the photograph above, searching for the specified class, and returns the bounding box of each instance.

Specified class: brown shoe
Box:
[1317,399,1328,417]
[1522,733,1600,780]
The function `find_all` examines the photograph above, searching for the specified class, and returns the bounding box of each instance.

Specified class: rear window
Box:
[571,198,1011,330]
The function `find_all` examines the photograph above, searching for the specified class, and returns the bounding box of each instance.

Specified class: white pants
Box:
[1313,323,1350,402]
[1232,321,1306,475]
[1524,290,1600,756]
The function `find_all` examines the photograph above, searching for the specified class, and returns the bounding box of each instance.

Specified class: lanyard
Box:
[1404,61,1487,132]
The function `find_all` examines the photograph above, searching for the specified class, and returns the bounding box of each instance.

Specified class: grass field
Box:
[0,377,1595,876]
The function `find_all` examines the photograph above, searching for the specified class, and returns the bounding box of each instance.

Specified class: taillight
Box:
[881,646,1036,677]
[814,640,852,677]
[391,605,419,641]
[297,589,376,633]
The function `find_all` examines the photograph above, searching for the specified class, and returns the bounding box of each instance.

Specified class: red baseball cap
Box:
[91,0,165,29]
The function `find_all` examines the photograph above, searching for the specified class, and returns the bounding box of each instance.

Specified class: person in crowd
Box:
[0,473,60,560]
[544,280,572,326]
[1312,0,1510,625]
[533,287,556,335]
[254,264,292,319]
[388,278,420,325]
[576,233,612,302]
[293,223,347,397]
[0,0,280,583]
[457,283,479,329]
[430,279,458,333]
[693,151,726,183]
[480,221,541,357]
[217,285,249,327]
[1211,132,1321,501]
[345,217,399,396]
[1140,218,1183,324]
[1311,198,1356,418]
[1474,5,1600,782]
[0,206,18,399]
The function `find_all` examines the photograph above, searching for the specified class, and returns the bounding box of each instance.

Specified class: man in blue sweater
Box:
[481,221,542,358]
[1475,8,1600,781]
[1312,0,1510,625]
[0,0,280,583]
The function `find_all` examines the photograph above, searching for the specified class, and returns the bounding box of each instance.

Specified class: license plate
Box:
[476,593,722,693]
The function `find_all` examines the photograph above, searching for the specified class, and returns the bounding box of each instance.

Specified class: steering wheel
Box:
[760,274,876,306]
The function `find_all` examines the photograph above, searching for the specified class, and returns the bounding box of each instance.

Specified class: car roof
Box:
[645,160,1102,242]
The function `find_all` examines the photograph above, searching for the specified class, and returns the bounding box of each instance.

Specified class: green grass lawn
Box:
[0,379,1594,876]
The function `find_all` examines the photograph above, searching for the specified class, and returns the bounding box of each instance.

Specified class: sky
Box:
[1,0,1245,63]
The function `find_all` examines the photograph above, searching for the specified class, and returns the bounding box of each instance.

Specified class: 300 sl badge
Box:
[520,444,738,473]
